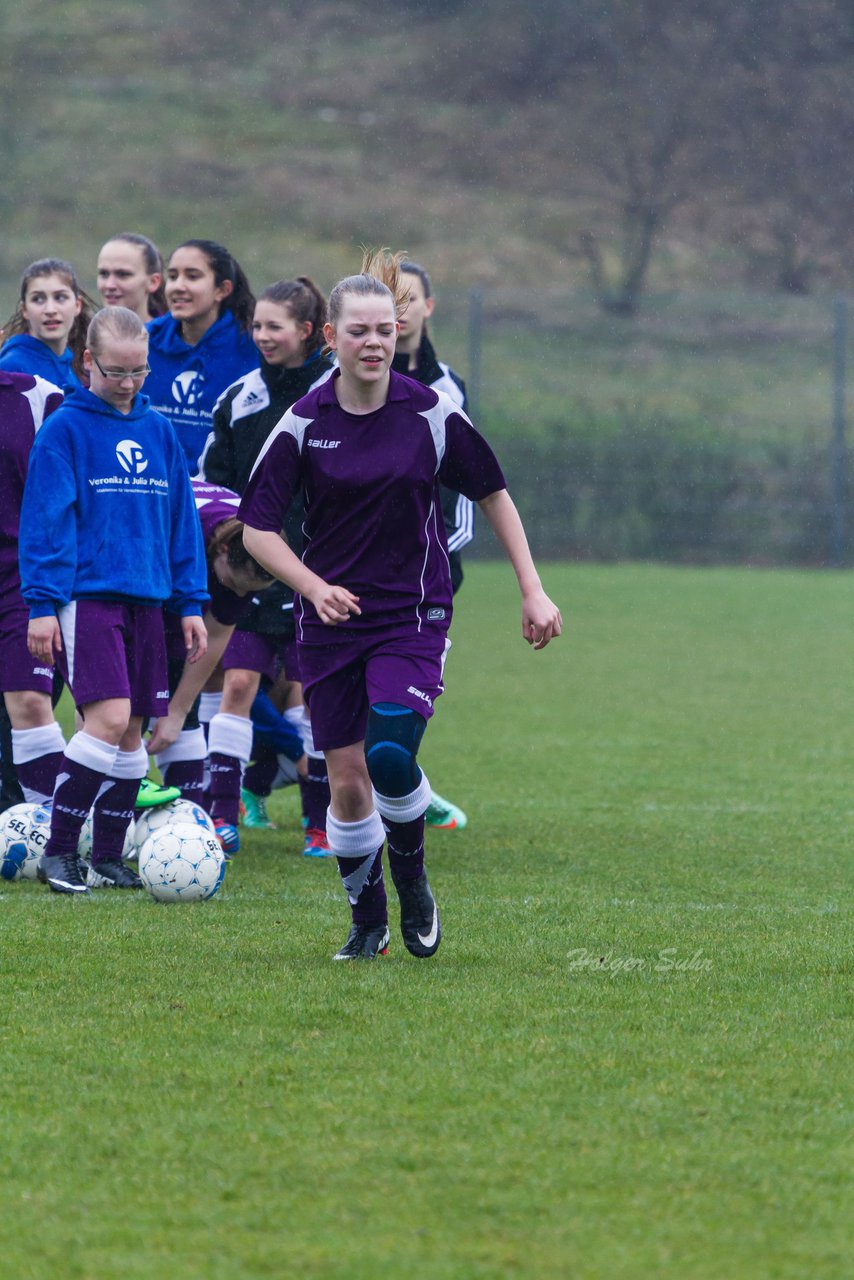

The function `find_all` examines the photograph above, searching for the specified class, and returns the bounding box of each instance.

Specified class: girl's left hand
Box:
[522,590,563,650]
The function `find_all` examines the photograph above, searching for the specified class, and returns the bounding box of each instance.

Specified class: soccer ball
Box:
[77,810,137,861]
[133,799,217,855]
[0,803,40,881]
[138,821,226,903]
[26,802,53,865]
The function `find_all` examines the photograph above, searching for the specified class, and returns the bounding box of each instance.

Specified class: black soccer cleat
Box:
[37,852,91,895]
[392,871,442,958]
[332,922,390,960]
[86,859,143,889]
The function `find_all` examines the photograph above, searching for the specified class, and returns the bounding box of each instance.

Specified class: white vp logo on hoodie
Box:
[172,370,204,407]
[116,440,148,476]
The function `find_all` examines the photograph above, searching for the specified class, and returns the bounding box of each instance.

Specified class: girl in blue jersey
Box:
[0,258,96,389]
[241,250,562,960]
[20,307,208,895]
[146,239,258,473]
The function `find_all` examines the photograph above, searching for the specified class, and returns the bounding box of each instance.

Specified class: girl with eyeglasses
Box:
[145,239,258,474]
[0,258,96,390]
[240,250,561,960]
[19,307,208,894]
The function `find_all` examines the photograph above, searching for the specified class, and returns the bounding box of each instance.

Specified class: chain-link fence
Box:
[432,289,851,567]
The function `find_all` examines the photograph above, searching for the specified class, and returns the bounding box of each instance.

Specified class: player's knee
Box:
[222,668,259,713]
[364,703,425,797]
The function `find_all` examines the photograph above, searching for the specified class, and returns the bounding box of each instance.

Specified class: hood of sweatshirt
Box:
[61,383,154,423]
[0,333,79,388]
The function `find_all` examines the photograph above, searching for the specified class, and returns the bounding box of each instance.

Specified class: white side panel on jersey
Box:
[57,602,78,689]
[247,408,315,482]
[23,375,63,431]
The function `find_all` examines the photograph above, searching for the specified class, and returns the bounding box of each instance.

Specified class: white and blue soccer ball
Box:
[0,802,40,881]
[138,821,226,903]
[77,810,136,861]
[26,802,53,865]
[133,799,217,856]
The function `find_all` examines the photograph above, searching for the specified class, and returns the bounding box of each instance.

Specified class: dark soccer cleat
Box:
[37,852,90,895]
[392,872,442,957]
[332,922,390,960]
[86,859,143,889]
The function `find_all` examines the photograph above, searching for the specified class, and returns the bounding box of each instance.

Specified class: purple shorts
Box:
[222,630,299,683]
[299,627,451,752]
[56,600,169,717]
[0,599,53,694]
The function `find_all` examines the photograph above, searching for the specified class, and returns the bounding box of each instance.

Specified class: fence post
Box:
[468,287,483,419]
[830,295,848,568]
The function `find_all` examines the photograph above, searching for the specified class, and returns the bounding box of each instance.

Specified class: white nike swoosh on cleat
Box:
[418,907,439,949]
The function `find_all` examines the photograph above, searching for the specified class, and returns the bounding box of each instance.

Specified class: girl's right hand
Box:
[309,581,361,625]
[27,616,61,662]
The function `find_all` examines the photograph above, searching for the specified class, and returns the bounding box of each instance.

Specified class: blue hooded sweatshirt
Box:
[145,311,258,474]
[19,386,208,620]
[0,333,81,391]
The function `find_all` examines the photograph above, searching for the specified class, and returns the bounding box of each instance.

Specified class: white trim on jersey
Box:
[22,374,63,431]
[446,493,475,552]
[246,406,314,482]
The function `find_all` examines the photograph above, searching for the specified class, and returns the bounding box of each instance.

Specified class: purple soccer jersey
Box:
[190,479,250,627]
[0,372,63,599]
[238,370,505,643]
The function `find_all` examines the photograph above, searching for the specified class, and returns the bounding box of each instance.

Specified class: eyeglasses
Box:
[91,353,151,380]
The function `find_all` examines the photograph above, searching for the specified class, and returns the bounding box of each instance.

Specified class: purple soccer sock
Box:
[46,733,119,858]
[386,815,426,882]
[243,747,278,798]
[337,849,388,925]
[299,754,331,831]
[208,753,241,825]
[92,777,139,866]
[162,759,205,808]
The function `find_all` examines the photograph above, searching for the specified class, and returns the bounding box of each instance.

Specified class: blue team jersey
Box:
[0,334,82,391]
[146,312,259,474]
[20,386,208,619]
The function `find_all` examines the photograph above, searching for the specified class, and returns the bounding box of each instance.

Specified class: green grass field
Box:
[2,563,851,1279]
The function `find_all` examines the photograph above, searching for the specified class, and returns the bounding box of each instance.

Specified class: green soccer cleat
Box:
[135,777,182,809]
[240,788,276,829]
[424,790,467,831]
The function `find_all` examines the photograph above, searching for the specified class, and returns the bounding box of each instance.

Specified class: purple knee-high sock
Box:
[162,759,205,808]
[299,753,331,831]
[46,733,119,858]
[208,753,241,825]
[11,723,66,804]
[337,849,388,925]
[92,778,139,866]
[386,815,425,882]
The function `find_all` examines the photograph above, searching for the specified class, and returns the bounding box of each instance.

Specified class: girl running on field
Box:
[0,258,96,390]
[19,306,208,894]
[97,233,168,321]
[200,278,334,855]
[239,250,561,960]
[145,239,258,474]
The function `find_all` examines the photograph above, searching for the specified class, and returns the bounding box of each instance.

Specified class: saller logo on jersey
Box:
[116,439,148,476]
[307,439,340,449]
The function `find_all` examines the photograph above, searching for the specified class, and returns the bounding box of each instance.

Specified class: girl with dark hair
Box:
[0,258,96,389]
[145,239,258,473]
[200,277,333,854]
[146,480,278,829]
[19,306,208,894]
[240,250,561,960]
[97,233,167,321]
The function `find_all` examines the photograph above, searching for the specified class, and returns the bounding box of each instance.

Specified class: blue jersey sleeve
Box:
[167,437,210,616]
